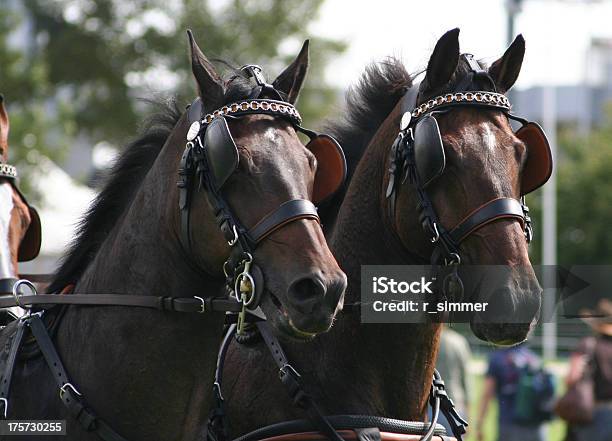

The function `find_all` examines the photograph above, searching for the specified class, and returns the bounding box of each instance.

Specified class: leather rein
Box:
[206,322,468,441]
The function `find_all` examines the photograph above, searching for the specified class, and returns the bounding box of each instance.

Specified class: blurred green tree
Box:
[528,116,612,265]
[0,0,345,199]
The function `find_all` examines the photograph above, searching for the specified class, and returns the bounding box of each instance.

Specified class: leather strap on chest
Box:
[0,319,25,418]
[21,314,128,441]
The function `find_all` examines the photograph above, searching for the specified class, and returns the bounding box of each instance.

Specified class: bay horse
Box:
[0,32,346,440]
[0,95,41,298]
[221,29,550,440]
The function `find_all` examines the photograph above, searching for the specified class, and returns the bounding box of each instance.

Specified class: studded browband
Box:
[200,99,302,126]
[409,91,511,120]
[0,163,17,180]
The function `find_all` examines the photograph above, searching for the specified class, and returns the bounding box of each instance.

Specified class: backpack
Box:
[513,363,556,425]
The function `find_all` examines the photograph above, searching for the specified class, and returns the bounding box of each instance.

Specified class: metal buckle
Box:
[445,253,461,266]
[279,363,301,380]
[213,381,224,401]
[12,279,37,310]
[430,222,440,243]
[193,296,206,314]
[0,397,7,418]
[227,225,239,246]
[59,382,82,399]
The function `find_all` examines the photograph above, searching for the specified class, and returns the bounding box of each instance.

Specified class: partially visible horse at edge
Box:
[0,95,41,301]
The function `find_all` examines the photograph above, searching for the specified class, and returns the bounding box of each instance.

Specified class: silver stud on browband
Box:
[400,112,412,131]
[0,163,17,179]
[187,121,201,142]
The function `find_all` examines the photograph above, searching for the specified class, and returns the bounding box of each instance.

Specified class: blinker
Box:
[304,134,347,204]
[408,112,552,195]
[203,116,240,190]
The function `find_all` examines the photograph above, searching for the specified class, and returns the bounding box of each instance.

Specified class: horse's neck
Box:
[314,111,441,419]
[331,108,414,301]
[223,109,439,434]
[53,137,225,440]
[78,130,215,295]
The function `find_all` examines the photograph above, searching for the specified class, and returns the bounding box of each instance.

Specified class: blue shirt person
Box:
[476,343,545,441]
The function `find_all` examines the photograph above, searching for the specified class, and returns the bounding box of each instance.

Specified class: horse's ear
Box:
[424,28,460,92]
[488,34,525,94]
[187,30,224,110]
[272,40,309,104]
[0,95,9,162]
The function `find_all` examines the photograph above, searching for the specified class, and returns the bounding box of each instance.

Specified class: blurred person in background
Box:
[563,299,612,441]
[476,341,551,441]
[433,325,471,434]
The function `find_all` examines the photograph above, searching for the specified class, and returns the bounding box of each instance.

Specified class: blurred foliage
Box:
[0,0,345,201]
[529,113,612,265]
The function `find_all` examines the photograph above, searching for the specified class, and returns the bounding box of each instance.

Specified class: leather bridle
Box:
[385,56,542,301]
[178,65,332,332]
[0,66,333,441]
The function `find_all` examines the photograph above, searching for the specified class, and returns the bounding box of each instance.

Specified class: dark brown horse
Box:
[222,29,545,437]
[0,33,345,440]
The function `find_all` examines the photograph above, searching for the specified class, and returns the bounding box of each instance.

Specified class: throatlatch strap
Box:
[0,319,26,418]
[248,199,320,244]
[256,322,346,441]
[27,315,128,441]
[449,197,525,244]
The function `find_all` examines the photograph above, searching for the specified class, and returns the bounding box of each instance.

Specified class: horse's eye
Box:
[308,152,317,172]
[514,141,527,167]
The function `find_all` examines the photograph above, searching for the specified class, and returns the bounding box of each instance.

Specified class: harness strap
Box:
[248,199,320,244]
[0,319,25,418]
[28,314,128,441]
[427,371,468,441]
[448,197,526,244]
[206,323,237,441]
[256,322,347,441]
[178,144,195,254]
[0,294,242,313]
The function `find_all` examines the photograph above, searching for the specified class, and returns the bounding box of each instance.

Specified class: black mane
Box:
[49,70,258,293]
[319,58,412,224]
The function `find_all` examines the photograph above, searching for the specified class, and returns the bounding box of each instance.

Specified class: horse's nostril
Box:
[288,276,326,313]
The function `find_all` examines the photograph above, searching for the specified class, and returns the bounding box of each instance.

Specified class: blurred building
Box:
[514,37,612,133]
